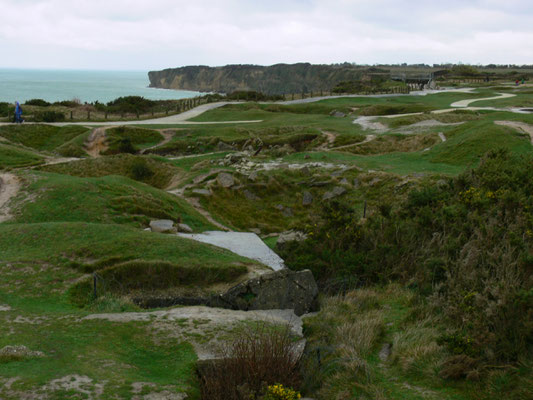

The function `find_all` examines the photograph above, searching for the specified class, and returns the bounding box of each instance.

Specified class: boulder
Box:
[282,207,294,217]
[217,172,235,188]
[276,230,308,251]
[217,141,235,151]
[330,110,346,118]
[302,191,313,206]
[149,220,177,234]
[322,186,347,201]
[0,345,44,360]
[243,189,260,201]
[177,223,193,233]
[248,171,258,182]
[192,188,212,196]
[211,269,319,316]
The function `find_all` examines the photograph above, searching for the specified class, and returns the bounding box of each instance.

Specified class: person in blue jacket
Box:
[14,101,23,123]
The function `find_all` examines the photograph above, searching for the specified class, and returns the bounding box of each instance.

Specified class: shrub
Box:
[24,98,51,107]
[33,111,65,122]
[199,323,302,400]
[129,158,154,180]
[282,150,533,368]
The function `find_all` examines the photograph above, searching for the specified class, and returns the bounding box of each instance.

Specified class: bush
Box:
[282,150,533,368]
[129,158,154,180]
[106,96,156,114]
[33,111,65,122]
[199,323,301,400]
[24,98,51,107]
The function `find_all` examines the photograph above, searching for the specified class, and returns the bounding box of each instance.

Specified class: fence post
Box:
[105,111,108,120]
[87,111,90,120]
[70,111,73,120]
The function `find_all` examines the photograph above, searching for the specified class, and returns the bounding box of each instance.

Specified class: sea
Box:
[0,69,199,104]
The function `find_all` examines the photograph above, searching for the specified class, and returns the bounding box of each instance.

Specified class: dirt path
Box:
[495,121,533,144]
[317,131,337,150]
[329,134,376,151]
[85,127,109,157]
[450,92,516,108]
[167,188,232,231]
[0,173,20,223]
[140,129,174,154]
[84,306,303,361]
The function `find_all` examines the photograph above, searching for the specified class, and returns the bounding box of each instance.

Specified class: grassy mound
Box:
[69,259,247,306]
[40,153,178,188]
[0,125,89,152]
[103,126,163,154]
[0,143,44,168]
[13,172,213,230]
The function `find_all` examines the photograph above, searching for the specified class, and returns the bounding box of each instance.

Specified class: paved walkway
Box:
[177,231,285,271]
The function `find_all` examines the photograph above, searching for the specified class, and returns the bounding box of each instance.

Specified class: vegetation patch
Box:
[0,143,44,168]
[103,126,163,155]
[0,125,89,152]
[40,154,178,188]
[13,172,213,230]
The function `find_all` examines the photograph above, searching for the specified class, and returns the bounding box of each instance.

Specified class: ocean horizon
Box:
[0,68,200,104]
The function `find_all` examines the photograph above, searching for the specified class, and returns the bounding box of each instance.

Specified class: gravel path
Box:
[177,231,285,271]
[450,92,516,108]
[0,173,20,223]
[84,306,303,360]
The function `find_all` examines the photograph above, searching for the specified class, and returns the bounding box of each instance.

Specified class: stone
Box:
[322,186,347,201]
[302,191,313,206]
[282,207,294,217]
[211,269,319,316]
[177,223,193,233]
[379,343,392,361]
[340,178,349,185]
[276,230,308,251]
[217,141,235,151]
[368,178,381,186]
[274,204,284,211]
[436,179,447,188]
[249,228,261,235]
[192,189,211,196]
[0,345,44,360]
[248,171,258,182]
[329,110,346,118]
[300,166,311,176]
[244,189,260,201]
[149,220,177,234]
[217,172,235,188]
[353,178,360,188]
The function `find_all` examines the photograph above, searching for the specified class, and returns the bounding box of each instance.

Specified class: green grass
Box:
[40,153,179,189]
[0,143,44,169]
[0,222,252,273]
[0,315,199,399]
[12,171,215,231]
[0,125,89,152]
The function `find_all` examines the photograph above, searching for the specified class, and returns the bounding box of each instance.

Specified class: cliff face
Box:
[148,63,366,95]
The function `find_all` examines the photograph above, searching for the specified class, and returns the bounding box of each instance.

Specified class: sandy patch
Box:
[495,120,533,144]
[85,127,109,157]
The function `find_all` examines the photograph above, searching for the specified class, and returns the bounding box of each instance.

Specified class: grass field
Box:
[1,85,532,398]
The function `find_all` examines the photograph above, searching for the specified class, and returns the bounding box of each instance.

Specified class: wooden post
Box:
[70,111,73,120]
[105,111,108,120]
[87,111,90,120]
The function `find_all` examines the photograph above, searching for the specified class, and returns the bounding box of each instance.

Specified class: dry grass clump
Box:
[199,323,302,400]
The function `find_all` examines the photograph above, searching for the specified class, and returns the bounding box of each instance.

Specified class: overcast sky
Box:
[1,0,532,70]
